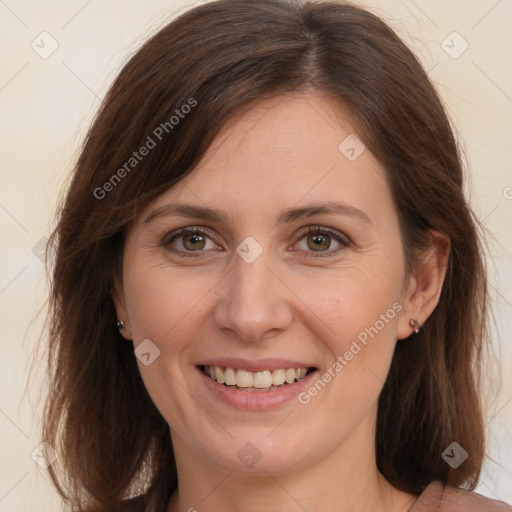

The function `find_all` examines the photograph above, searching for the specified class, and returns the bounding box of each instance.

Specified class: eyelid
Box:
[161,226,218,246]
[293,225,350,244]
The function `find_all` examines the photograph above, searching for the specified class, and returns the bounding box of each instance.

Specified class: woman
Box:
[42,0,511,511]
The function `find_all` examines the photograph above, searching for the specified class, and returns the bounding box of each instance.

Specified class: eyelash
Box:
[161,225,350,259]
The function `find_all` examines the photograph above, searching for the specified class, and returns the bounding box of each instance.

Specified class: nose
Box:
[213,245,293,342]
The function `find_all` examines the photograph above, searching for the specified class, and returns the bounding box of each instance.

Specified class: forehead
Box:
[138,93,393,226]
[196,93,360,170]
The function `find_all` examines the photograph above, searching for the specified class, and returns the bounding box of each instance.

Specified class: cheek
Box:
[122,259,212,344]
[121,263,213,426]
[295,262,402,344]
[294,264,402,397]
[294,280,401,439]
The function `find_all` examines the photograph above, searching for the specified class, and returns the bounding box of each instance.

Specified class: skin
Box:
[113,92,449,512]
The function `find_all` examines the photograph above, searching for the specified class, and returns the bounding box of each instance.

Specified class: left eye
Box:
[294,226,349,255]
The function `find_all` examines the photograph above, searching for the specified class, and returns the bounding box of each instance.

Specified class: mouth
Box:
[199,365,316,392]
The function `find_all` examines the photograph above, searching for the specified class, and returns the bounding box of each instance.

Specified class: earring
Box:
[409,319,420,334]
[116,320,125,331]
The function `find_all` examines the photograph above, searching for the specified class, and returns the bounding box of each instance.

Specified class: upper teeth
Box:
[204,366,309,388]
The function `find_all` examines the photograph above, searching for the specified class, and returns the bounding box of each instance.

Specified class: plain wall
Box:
[1,0,511,510]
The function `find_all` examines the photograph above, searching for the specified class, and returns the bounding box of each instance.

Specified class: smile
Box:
[201,365,312,391]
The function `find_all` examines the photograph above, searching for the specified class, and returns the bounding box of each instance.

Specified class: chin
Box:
[195,427,313,475]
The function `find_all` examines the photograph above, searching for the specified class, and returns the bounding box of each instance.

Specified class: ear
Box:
[111,277,133,340]
[397,230,450,340]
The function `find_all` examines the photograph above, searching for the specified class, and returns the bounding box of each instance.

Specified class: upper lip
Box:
[197,358,316,373]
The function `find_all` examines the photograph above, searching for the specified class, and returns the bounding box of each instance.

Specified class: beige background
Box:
[1,0,511,510]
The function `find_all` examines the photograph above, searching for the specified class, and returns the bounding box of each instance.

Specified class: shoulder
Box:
[412,480,512,512]
[441,483,512,512]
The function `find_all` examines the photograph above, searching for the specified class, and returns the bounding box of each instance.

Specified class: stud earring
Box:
[116,320,125,331]
[409,319,420,334]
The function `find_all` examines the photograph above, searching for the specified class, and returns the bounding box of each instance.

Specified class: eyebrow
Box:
[144,201,372,225]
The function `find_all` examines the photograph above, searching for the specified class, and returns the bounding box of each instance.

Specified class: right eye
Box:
[162,226,221,257]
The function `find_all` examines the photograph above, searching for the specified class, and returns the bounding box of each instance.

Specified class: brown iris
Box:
[182,233,207,251]
[307,233,331,251]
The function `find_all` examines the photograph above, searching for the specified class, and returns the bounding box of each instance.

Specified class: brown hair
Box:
[42,0,489,509]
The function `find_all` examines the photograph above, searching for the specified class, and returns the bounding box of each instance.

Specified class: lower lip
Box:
[197,367,317,410]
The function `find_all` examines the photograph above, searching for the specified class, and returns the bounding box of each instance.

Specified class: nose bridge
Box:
[213,241,292,341]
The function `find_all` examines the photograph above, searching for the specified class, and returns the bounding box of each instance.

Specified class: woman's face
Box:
[114,93,417,475]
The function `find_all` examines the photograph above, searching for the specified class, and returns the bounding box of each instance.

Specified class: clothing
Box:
[409,481,511,511]
[116,480,511,511]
